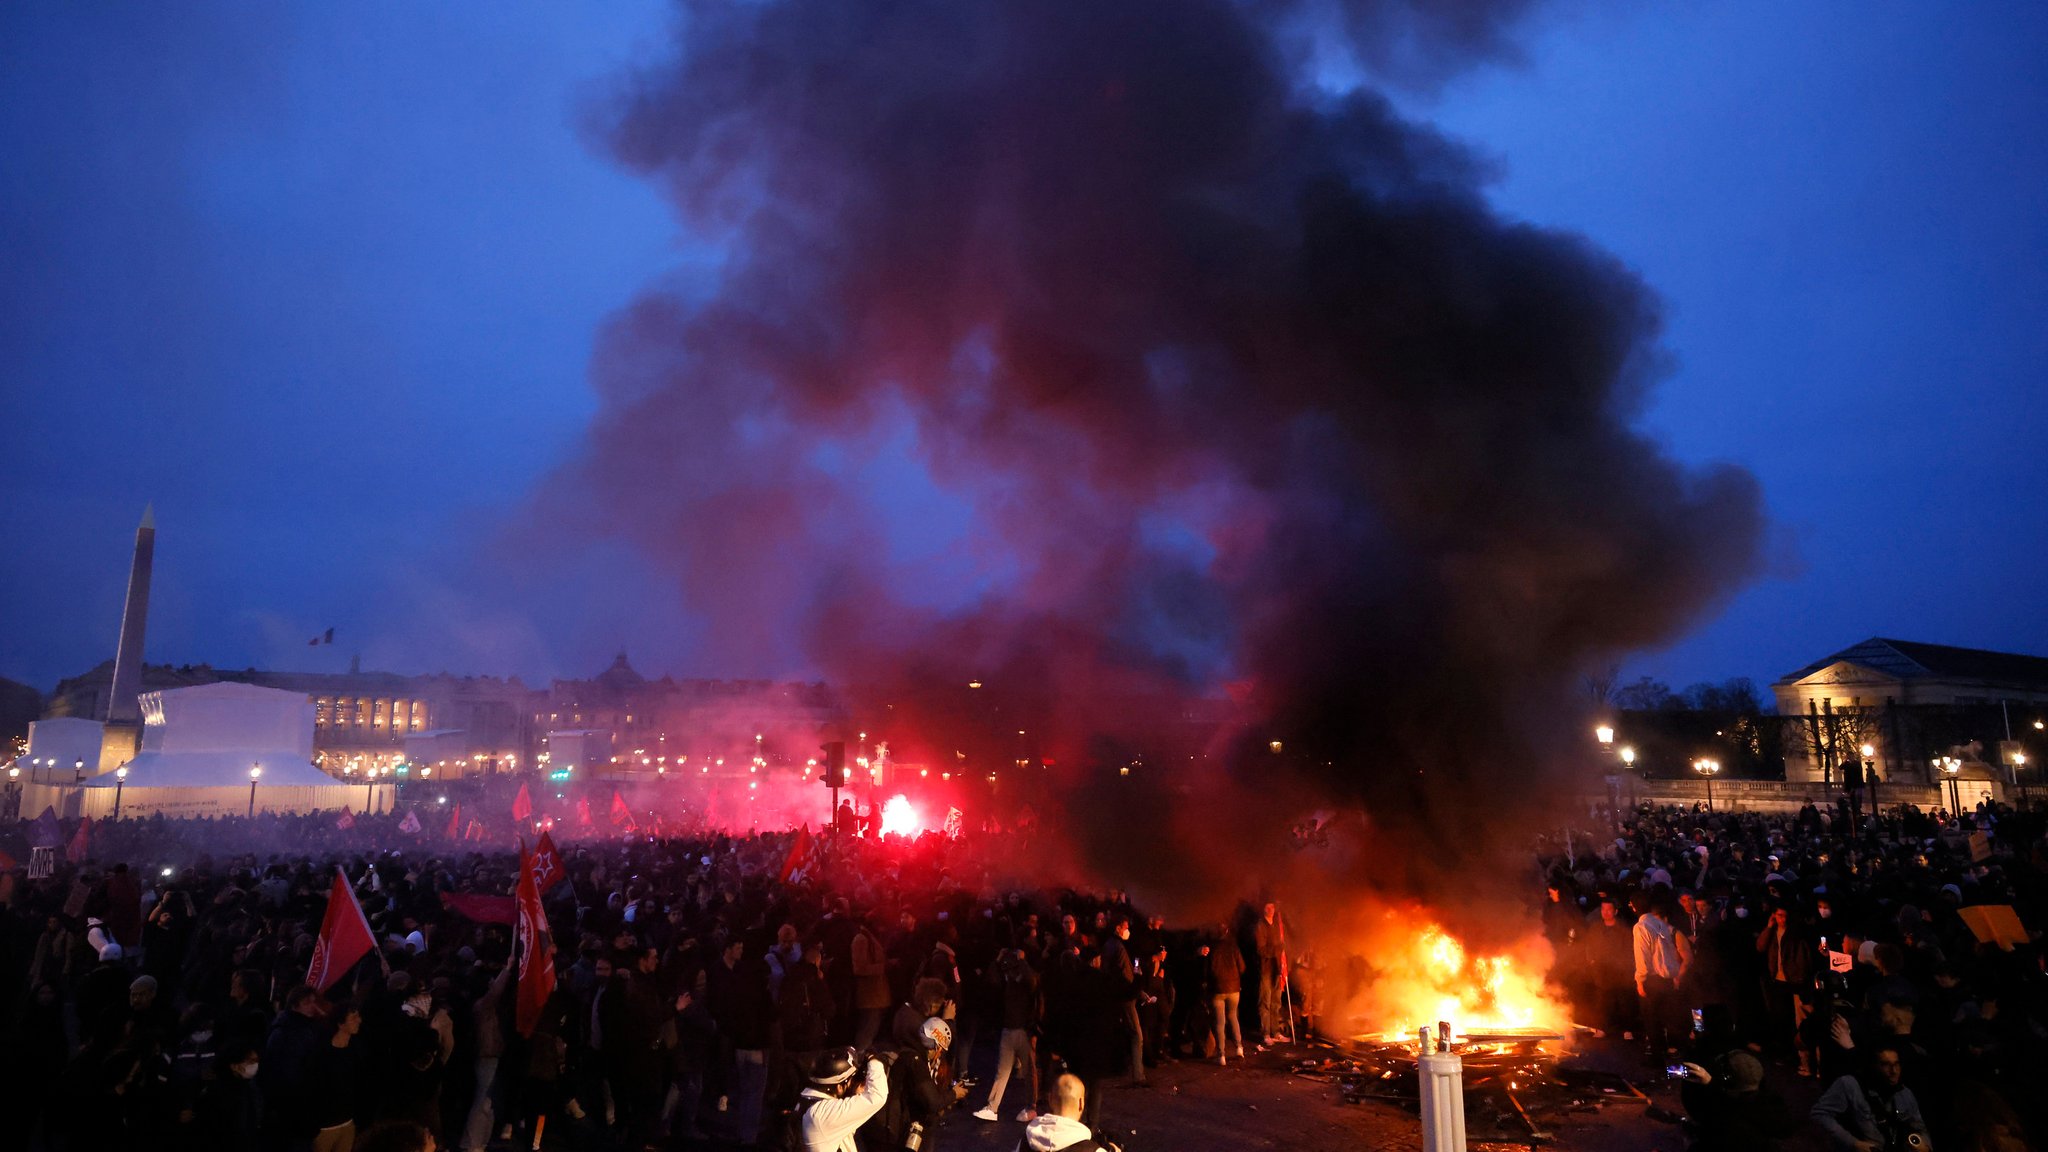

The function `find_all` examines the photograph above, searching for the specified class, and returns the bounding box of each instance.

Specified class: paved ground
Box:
[931,1036,1833,1152]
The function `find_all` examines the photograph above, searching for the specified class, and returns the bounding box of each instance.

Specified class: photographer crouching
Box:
[1675,1051,1799,1152]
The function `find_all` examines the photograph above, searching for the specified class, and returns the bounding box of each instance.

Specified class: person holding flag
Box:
[336,807,356,831]
[512,781,534,824]
[445,802,462,839]
[309,867,379,992]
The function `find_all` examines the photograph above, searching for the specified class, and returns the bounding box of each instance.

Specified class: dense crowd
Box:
[0,810,1303,1152]
[1546,799,2048,1152]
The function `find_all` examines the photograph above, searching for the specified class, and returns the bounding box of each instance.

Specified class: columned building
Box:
[1772,638,2048,797]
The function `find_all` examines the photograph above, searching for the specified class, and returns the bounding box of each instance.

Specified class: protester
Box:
[1810,1045,1932,1152]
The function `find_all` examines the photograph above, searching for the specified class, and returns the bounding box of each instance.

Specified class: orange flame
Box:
[1359,914,1566,1042]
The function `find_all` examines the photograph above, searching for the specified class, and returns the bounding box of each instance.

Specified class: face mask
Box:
[236,1062,260,1079]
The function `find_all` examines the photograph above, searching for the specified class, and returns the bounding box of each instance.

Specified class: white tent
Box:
[31,682,357,818]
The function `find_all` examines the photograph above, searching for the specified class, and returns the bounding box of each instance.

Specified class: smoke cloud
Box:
[546,0,1764,934]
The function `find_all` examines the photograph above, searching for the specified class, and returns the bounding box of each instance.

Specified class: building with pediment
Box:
[1772,638,2048,796]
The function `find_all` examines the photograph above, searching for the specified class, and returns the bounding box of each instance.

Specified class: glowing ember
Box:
[1364,918,1566,1043]
[878,794,922,837]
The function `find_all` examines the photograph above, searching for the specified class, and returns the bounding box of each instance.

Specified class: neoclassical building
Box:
[1772,638,2048,794]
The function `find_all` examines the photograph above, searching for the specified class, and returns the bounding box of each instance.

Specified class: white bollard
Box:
[1418,1036,1468,1152]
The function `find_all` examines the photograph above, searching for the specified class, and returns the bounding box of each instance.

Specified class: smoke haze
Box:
[545,0,1765,932]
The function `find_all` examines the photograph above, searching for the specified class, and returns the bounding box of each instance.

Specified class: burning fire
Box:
[1364,917,1565,1043]
[878,794,922,838]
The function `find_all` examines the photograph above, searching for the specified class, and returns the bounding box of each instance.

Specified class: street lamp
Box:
[248,764,262,817]
[114,765,128,819]
[1693,758,1721,811]
[1860,743,1879,825]
[73,758,85,784]
[2011,750,2028,807]
[1619,746,1636,769]
[1595,725,1615,748]
[1937,756,1962,815]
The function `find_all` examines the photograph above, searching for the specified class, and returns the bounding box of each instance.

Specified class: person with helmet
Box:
[796,1048,890,1152]
[878,1017,968,1151]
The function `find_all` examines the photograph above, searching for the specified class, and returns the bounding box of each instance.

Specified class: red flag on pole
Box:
[514,841,556,1036]
[779,825,816,883]
[511,782,534,822]
[66,817,92,864]
[575,796,593,827]
[608,789,632,828]
[308,868,377,992]
[336,808,356,831]
[529,830,564,895]
[445,802,461,839]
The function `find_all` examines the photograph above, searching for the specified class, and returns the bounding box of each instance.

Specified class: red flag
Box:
[465,819,486,842]
[575,796,593,827]
[511,782,534,822]
[439,890,517,924]
[529,830,564,895]
[336,807,356,831]
[779,825,816,883]
[307,868,377,992]
[66,817,92,864]
[514,842,556,1036]
[445,802,461,839]
[608,789,632,828]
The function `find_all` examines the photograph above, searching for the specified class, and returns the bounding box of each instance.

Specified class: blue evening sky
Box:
[3,2,2044,696]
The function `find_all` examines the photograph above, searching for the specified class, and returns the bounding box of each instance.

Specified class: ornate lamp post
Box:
[1937,756,1962,815]
[113,765,129,819]
[1860,743,1879,825]
[1693,758,1721,811]
[248,764,262,817]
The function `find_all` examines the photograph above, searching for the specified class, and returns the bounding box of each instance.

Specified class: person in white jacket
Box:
[1018,1074,1109,1152]
[799,1049,891,1152]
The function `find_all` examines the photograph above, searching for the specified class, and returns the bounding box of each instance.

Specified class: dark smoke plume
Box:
[549,0,1763,932]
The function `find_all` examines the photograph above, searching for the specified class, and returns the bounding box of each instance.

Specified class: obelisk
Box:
[100,505,154,770]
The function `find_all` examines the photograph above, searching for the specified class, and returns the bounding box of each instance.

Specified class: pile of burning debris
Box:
[1289,1028,1680,1146]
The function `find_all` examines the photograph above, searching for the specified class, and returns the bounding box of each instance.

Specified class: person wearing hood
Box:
[1017,1074,1111,1152]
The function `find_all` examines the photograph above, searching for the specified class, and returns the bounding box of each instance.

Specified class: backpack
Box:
[777,1095,820,1152]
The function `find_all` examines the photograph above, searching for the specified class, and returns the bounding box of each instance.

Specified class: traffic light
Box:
[820,741,846,787]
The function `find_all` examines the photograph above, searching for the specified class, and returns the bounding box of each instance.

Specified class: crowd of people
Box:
[0,808,1304,1152]
[1545,798,2048,1151]
[8,785,2044,1152]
